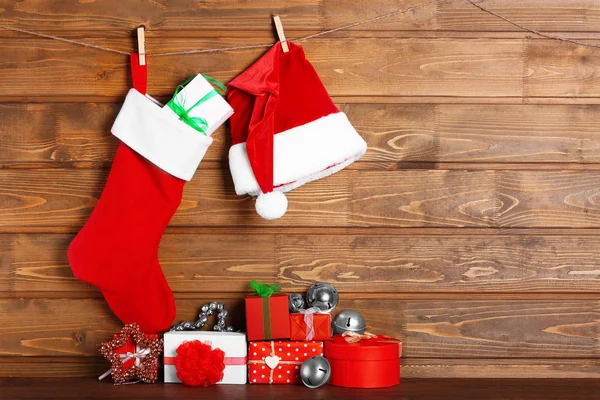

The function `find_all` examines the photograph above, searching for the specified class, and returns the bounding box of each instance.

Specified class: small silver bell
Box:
[306,282,339,313]
[333,310,366,334]
[300,356,331,389]
[288,293,305,313]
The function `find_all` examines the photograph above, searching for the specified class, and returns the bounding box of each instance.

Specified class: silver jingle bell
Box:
[288,293,305,313]
[306,282,339,313]
[333,309,366,334]
[300,356,331,389]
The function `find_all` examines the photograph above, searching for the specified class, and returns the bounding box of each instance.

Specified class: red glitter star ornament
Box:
[99,323,163,384]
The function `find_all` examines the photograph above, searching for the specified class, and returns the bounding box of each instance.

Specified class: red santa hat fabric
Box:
[226,41,367,220]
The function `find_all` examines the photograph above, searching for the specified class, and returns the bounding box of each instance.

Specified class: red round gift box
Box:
[324,335,401,388]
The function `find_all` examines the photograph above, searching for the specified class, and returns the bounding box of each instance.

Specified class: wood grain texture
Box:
[351,170,600,228]
[4,169,600,229]
[1,0,599,34]
[276,234,600,293]
[0,298,597,358]
[0,38,524,99]
[3,233,600,295]
[0,234,274,295]
[437,0,600,32]
[525,39,600,98]
[5,103,600,168]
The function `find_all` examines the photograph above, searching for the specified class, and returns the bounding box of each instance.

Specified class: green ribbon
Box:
[167,74,227,136]
[250,280,281,298]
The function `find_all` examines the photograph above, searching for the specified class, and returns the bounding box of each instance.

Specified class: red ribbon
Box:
[165,339,247,366]
[164,356,247,366]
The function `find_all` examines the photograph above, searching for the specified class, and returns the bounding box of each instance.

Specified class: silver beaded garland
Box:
[306,282,339,313]
[169,301,235,332]
[300,356,331,388]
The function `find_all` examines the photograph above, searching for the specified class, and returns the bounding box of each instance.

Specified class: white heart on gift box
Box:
[265,356,280,369]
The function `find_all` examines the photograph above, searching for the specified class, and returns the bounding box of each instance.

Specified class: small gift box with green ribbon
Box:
[163,74,233,136]
[245,281,290,341]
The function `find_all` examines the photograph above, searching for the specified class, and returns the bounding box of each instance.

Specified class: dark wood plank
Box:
[0,298,596,358]
[403,300,599,358]
[275,234,600,293]
[437,0,600,32]
[2,0,599,34]
[0,103,118,167]
[350,170,600,228]
[5,103,600,168]
[525,39,600,98]
[0,169,350,229]
[0,234,274,294]
[0,38,524,99]
[4,169,600,229]
[3,233,600,295]
[433,104,600,164]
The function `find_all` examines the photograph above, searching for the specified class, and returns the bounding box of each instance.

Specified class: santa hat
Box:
[227,41,367,220]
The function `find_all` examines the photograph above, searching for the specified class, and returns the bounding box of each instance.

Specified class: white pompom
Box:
[256,191,288,220]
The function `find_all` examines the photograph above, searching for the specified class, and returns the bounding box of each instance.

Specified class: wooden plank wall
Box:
[0,0,599,378]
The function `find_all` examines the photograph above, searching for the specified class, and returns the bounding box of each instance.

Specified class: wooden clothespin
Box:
[137,25,146,66]
[272,15,289,53]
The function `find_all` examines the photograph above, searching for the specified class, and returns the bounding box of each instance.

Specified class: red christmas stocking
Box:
[68,55,213,332]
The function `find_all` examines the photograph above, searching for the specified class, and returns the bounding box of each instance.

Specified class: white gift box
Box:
[164,331,247,384]
[162,74,234,136]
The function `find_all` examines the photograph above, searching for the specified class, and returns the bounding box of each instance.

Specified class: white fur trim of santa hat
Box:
[229,112,367,196]
[111,88,213,181]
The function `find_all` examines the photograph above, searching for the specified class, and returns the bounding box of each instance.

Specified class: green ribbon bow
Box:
[250,280,281,298]
[167,74,227,136]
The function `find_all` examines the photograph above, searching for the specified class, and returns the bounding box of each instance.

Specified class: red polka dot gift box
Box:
[248,340,323,384]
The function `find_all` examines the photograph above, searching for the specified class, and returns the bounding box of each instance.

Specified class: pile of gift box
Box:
[101,281,402,389]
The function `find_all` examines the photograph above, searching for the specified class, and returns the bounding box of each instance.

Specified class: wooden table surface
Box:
[1,379,599,400]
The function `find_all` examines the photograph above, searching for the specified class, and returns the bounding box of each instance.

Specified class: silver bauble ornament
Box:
[300,356,331,389]
[306,282,339,313]
[288,293,305,312]
[333,309,366,334]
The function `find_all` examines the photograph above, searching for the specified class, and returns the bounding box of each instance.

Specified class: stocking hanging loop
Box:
[130,53,147,94]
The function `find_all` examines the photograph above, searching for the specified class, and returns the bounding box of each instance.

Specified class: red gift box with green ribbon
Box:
[245,281,290,341]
